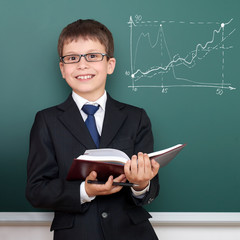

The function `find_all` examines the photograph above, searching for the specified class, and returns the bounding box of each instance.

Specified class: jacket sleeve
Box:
[131,109,160,206]
[25,111,90,213]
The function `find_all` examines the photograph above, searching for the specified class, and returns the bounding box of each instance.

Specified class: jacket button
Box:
[101,212,108,218]
[148,198,154,204]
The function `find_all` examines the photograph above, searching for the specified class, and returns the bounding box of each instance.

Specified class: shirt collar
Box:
[72,91,107,112]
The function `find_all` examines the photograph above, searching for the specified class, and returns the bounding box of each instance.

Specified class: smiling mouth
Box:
[76,75,94,80]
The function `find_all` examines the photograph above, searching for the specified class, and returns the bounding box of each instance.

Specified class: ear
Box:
[59,62,65,79]
[107,58,116,75]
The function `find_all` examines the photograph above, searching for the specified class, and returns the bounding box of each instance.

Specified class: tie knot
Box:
[82,104,99,116]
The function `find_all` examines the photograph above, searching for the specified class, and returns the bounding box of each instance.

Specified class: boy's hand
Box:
[85,171,126,197]
[124,152,160,191]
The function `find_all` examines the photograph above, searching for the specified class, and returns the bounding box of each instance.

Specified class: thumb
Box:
[87,171,97,180]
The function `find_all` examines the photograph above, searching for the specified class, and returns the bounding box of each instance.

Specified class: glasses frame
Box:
[60,53,110,64]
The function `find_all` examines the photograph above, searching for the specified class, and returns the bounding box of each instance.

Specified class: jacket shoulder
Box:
[36,94,74,115]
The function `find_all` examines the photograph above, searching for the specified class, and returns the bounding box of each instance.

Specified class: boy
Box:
[26,19,160,240]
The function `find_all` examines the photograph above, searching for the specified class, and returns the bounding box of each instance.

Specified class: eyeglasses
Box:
[60,53,109,64]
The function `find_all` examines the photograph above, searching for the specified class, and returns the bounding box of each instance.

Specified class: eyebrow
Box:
[63,49,102,55]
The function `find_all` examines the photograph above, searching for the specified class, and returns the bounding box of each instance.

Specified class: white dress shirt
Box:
[72,90,106,135]
[72,91,149,204]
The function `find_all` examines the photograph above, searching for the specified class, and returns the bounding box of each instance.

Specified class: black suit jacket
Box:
[26,93,160,240]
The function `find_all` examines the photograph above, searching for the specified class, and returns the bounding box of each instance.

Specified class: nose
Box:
[76,55,89,69]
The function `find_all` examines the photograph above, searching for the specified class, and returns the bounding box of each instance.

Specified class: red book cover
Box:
[66,159,124,181]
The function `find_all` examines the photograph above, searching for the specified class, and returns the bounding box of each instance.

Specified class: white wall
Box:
[0,212,240,240]
[0,225,53,240]
[1,224,240,240]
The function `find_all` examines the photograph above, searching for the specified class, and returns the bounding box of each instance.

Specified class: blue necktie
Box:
[82,104,100,148]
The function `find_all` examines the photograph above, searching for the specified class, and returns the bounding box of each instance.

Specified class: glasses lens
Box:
[86,53,103,62]
[63,55,80,63]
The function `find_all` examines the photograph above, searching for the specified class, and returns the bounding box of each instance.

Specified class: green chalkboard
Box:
[0,0,239,212]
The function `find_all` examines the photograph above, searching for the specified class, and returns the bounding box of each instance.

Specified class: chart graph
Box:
[127,15,236,94]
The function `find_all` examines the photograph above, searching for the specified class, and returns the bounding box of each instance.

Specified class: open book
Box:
[66,144,186,181]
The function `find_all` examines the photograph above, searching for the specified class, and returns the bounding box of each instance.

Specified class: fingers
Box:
[151,159,160,175]
[102,175,124,194]
[124,152,160,187]
[113,174,126,183]
[124,159,132,176]
[85,172,125,197]
[129,154,138,174]
[125,152,152,175]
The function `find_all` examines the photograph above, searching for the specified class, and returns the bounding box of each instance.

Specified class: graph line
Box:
[127,15,236,93]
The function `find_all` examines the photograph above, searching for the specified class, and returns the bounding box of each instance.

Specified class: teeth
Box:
[77,75,92,80]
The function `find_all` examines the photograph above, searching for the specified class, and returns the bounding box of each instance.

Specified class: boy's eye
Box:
[63,55,79,63]
[68,55,78,61]
[88,54,98,59]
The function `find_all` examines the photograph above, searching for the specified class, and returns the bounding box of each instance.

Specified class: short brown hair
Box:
[57,19,114,58]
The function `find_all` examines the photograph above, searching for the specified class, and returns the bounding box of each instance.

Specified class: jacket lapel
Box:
[57,95,96,149]
[100,94,127,148]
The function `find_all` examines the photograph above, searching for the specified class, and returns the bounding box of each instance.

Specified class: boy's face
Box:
[59,38,116,101]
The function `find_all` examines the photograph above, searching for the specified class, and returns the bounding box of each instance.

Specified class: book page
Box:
[77,155,128,165]
[77,148,130,165]
[84,148,130,160]
[148,144,183,158]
